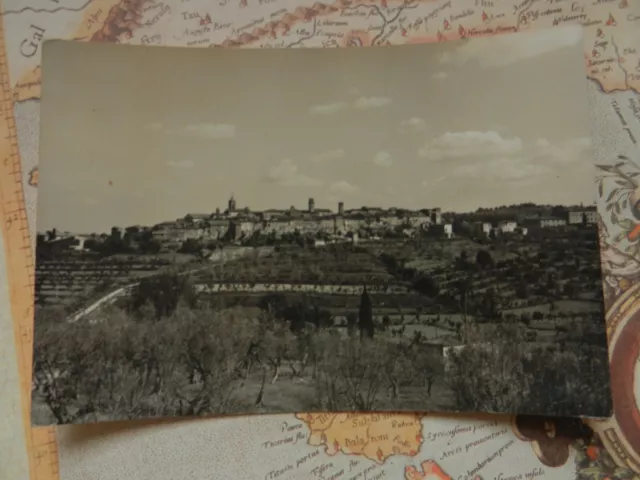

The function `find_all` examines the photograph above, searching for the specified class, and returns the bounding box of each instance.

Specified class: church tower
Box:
[228,194,236,213]
[308,198,315,213]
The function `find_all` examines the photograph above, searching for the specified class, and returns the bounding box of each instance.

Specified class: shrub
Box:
[129,273,198,320]
[444,325,611,416]
[32,305,260,423]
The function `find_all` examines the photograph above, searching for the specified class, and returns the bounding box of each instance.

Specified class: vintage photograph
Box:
[33,28,611,426]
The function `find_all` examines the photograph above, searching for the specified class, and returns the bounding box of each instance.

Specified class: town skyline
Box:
[38,27,594,234]
[40,194,596,235]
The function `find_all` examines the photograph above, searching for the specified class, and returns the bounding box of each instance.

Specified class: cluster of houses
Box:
[471,205,597,238]
[38,199,598,254]
[149,196,447,248]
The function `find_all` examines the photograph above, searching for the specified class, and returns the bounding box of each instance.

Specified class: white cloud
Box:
[399,117,427,133]
[439,25,583,68]
[421,175,448,187]
[451,157,550,181]
[267,159,322,187]
[329,180,360,195]
[311,148,346,163]
[535,136,592,163]
[445,135,592,183]
[431,71,448,80]
[145,122,236,139]
[310,102,346,115]
[310,92,392,116]
[180,123,236,138]
[419,131,523,160]
[166,159,195,169]
[373,151,393,167]
[354,96,392,109]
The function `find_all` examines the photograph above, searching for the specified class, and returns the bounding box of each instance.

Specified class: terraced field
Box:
[35,253,193,307]
[194,246,396,286]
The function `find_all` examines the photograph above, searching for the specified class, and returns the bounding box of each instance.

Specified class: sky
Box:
[38,26,595,234]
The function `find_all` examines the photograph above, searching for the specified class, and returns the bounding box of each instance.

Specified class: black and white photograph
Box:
[32,28,612,426]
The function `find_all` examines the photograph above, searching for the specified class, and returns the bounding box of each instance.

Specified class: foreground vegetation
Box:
[33,302,445,423]
[32,269,611,424]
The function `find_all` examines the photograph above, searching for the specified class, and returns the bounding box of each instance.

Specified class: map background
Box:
[0,235,30,480]
[0,0,639,479]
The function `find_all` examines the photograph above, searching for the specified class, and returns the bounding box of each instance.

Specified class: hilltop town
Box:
[37,196,598,257]
[33,195,608,423]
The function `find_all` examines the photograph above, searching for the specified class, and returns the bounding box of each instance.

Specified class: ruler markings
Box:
[0,5,60,480]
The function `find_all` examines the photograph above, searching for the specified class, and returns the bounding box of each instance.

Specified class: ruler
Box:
[0,9,60,480]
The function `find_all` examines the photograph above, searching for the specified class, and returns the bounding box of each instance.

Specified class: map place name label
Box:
[424,1,452,24]
[441,445,463,459]
[141,34,162,45]
[463,440,516,480]
[464,428,509,453]
[513,0,534,13]
[391,418,419,428]
[321,20,348,26]
[520,7,563,24]
[262,430,306,449]
[426,420,499,442]
[145,3,171,26]
[629,97,640,124]
[346,435,368,447]
[181,11,201,19]
[85,9,103,30]
[450,9,474,21]
[264,449,322,480]
[265,464,293,480]
[349,412,395,428]
[232,17,266,35]
[347,464,386,480]
[552,11,587,25]
[281,421,303,432]
[20,25,45,58]
[180,26,210,38]
[612,99,638,145]
[495,467,545,480]
[341,9,371,18]
[311,463,333,478]
[312,462,381,480]
[295,449,319,468]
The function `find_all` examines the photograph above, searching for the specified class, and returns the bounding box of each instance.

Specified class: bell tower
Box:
[228,194,236,213]
[308,198,315,213]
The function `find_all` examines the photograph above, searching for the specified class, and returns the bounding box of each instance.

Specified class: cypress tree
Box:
[358,286,374,339]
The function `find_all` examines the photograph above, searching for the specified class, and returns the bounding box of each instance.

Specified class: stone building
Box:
[152,195,442,245]
[567,205,597,225]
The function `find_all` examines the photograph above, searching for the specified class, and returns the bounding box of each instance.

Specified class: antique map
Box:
[0,0,639,479]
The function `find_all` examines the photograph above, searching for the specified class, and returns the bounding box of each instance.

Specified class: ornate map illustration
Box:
[0,0,638,479]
